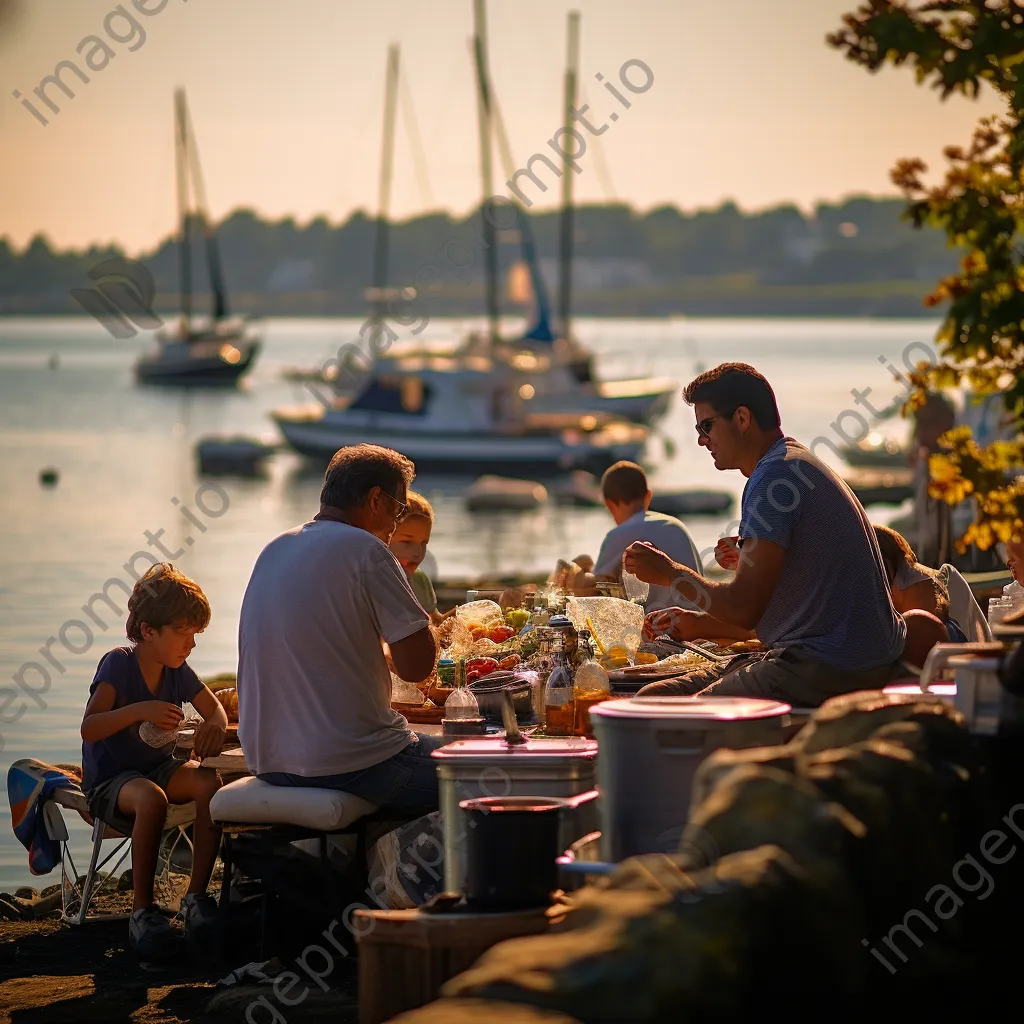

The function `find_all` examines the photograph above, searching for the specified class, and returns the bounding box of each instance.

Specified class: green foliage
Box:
[0,197,953,318]
[831,1,1024,545]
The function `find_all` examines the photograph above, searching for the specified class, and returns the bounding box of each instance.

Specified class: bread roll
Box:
[216,687,239,721]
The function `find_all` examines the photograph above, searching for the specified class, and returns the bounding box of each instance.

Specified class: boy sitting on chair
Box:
[80,563,227,960]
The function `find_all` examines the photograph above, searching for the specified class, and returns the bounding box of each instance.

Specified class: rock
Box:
[683,764,865,872]
[688,743,800,813]
[391,999,582,1024]
[117,870,134,893]
[443,845,868,1020]
[0,894,30,920]
[795,690,965,755]
[14,887,39,901]
[0,889,65,921]
[798,740,952,942]
[33,890,63,919]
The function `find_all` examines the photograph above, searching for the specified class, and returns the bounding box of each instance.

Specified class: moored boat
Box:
[272,361,647,474]
[648,490,735,517]
[465,476,548,512]
[136,89,261,388]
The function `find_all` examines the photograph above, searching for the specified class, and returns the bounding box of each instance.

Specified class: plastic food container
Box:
[591,696,791,862]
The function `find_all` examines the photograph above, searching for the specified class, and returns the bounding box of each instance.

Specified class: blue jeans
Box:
[258,733,446,814]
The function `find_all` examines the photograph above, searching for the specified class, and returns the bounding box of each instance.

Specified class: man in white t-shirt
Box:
[237,444,440,813]
[593,461,703,613]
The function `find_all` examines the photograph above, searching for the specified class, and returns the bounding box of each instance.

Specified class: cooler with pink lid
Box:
[590,695,792,862]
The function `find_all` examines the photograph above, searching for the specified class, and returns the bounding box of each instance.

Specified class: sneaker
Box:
[129,906,180,962]
[180,892,220,956]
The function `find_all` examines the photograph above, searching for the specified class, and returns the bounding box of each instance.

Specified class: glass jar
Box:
[544,637,575,737]
[573,630,610,737]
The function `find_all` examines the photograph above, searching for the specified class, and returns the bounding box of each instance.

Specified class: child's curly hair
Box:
[125,563,211,643]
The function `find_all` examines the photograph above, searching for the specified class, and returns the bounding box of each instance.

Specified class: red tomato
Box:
[487,626,516,643]
[466,670,484,685]
[466,658,499,675]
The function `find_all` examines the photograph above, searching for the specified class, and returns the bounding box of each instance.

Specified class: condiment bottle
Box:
[544,635,575,736]
[444,657,481,721]
[436,658,456,687]
[573,630,610,737]
[548,615,579,665]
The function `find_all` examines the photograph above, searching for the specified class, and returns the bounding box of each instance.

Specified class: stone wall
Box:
[394,691,1024,1022]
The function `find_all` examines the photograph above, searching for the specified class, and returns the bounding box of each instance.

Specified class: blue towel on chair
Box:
[8,759,82,876]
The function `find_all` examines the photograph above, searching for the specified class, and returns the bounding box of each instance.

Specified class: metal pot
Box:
[460,792,597,910]
[432,735,599,893]
[467,673,537,727]
[556,831,616,891]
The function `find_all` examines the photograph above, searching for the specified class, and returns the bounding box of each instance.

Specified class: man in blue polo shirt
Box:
[624,362,907,707]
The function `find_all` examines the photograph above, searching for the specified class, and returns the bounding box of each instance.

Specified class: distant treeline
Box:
[0,195,956,318]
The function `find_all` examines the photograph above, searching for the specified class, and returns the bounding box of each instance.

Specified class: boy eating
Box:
[80,563,228,960]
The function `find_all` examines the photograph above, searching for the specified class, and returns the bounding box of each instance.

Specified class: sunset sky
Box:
[0,0,1005,253]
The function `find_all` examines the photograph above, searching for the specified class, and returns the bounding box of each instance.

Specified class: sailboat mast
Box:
[558,11,580,343]
[371,43,401,317]
[173,88,192,332]
[182,96,229,323]
[473,0,499,346]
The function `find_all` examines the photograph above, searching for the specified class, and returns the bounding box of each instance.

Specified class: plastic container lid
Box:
[885,682,956,697]
[432,736,598,762]
[590,696,791,720]
[946,655,1003,671]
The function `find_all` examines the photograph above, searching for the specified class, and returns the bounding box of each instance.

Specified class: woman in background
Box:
[873,524,968,645]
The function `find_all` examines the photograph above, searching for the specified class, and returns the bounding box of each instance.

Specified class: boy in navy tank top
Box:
[81,563,227,960]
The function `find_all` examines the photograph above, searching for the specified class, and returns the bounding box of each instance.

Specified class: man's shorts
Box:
[85,758,184,836]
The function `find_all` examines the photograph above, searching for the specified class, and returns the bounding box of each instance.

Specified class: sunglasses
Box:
[380,489,408,516]
[695,409,738,437]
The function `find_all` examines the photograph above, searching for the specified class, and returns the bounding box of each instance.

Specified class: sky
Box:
[0,0,1007,254]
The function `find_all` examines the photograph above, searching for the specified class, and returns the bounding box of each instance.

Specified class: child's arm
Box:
[190,685,229,759]
[81,682,184,743]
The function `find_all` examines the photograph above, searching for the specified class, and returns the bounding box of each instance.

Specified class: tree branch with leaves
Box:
[831,0,1024,549]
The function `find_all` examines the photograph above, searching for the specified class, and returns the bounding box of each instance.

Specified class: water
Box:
[0,313,934,890]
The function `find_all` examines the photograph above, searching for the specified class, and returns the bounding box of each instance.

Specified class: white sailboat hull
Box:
[273,411,645,474]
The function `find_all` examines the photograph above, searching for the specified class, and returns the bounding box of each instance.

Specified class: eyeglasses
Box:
[695,415,722,437]
[379,489,408,517]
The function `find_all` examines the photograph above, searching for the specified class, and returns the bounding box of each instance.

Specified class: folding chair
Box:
[941,563,993,642]
[44,787,197,925]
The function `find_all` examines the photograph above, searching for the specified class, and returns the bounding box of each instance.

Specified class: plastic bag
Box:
[391,672,425,705]
[566,596,644,659]
[366,811,446,909]
[455,600,504,628]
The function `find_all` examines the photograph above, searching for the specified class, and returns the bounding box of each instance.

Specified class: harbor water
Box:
[0,314,933,890]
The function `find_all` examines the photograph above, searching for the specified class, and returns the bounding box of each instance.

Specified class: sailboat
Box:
[271,43,648,473]
[323,2,674,425]
[135,89,260,386]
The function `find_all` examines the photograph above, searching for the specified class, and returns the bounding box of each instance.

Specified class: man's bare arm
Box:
[389,625,438,683]
[626,539,786,631]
